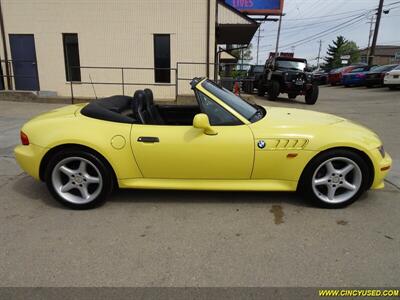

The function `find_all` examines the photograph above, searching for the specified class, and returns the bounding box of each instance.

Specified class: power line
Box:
[275,13,368,51]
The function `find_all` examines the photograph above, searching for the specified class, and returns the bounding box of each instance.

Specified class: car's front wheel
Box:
[305,83,319,105]
[45,150,113,209]
[299,149,370,208]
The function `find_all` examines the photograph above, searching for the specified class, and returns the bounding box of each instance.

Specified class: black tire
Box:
[257,82,265,97]
[365,84,373,88]
[330,82,336,86]
[288,93,297,100]
[305,84,319,105]
[267,80,280,100]
[388,86,396,90]
[344,84,350,88]
[257,82,266,96]
[243,82,250,93]
[44,149,113,209]
[298,149,371,209]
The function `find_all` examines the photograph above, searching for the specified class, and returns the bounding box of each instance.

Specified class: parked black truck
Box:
[242,65,265,93]
[257,56,319,105]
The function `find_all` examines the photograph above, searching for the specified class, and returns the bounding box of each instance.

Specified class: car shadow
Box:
[11,174,61,208]
[11,174,312,209]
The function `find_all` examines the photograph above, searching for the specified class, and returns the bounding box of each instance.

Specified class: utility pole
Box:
[366,14,376,62]
[368,0,384,66]
[316,40,322,69]
[274,13,284,56]
[256,27,264,65]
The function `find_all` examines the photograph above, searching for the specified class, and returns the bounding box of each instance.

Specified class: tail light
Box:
[20,131,30,145]
[381,73,385,78]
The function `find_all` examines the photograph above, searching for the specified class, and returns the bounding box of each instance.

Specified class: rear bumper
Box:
[14,144,47,180]
[370,149,392,190]
[384,78,400,85]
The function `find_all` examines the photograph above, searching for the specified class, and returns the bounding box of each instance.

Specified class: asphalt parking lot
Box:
[1,86,399,287]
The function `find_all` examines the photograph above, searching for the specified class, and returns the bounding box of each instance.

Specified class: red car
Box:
[328,65,364,86]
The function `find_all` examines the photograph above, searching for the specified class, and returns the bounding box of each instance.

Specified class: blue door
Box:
[9,34,39,91]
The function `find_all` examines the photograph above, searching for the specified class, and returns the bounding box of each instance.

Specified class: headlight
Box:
[378,145,385,158]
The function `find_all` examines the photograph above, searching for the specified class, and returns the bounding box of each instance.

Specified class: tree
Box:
[324,36,360,68]
[339,41,360,65]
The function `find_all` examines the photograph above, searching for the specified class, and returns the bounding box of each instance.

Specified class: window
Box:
[196,91,241,126]
[63,33,81,81]
[275,59,306,71]
[154,34,171,83]
[201,80,258,121]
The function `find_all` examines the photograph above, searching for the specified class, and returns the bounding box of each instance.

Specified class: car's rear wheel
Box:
[45,150,113,209]
[267,80,280,100]
[257,82,266,96]
[288,93,297,100]
[299,149,370,208]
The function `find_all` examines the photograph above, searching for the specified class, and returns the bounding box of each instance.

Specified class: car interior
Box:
[81,88,200,125]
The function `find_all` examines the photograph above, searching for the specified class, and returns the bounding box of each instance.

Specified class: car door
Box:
[130,89,254,180]
[130,123,254,179]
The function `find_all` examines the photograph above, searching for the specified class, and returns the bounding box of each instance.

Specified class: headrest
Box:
[132,90,146,112]
[144,89,154,106]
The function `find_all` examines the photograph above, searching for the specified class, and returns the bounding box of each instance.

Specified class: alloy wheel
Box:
[51,157,103,204]
[312,157,362,204]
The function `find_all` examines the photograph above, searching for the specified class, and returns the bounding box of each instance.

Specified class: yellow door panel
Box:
[130,124,254,179]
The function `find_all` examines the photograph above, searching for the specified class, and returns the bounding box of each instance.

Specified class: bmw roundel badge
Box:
[257,140,266,149]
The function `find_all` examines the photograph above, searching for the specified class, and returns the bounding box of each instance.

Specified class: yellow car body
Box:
[14,78,392,208]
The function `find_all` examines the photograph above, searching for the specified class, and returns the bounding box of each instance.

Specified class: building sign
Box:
[269,52,294,59]
[225,0,284,15]
[280,52,294,58]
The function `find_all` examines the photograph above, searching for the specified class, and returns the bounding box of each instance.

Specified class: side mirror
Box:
[193,113,218,136]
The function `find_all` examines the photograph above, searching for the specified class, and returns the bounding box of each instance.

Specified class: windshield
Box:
[275,60,306,71]
[372,64,397,72]
[351,68,365,73]
[253,66,264,73]
[201,80,258,121]
[394,65,400,70]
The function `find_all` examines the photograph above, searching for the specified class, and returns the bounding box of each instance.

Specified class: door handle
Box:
[137,136,159,143]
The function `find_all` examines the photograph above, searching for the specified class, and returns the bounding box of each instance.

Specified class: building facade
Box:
[0,0,257,99]
[360,45,400,66]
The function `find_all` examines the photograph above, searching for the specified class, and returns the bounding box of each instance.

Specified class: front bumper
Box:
[284,82,313,94]
[370,149,392,189]
[14,144,47,180]
[365,77,382,85]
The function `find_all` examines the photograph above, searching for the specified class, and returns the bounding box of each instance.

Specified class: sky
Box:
[249,0,400,65]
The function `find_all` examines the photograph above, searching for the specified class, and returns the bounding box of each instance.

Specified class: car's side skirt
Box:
[118,178,298,192]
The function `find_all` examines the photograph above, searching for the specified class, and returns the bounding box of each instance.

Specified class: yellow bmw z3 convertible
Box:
[15,78,392,209]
